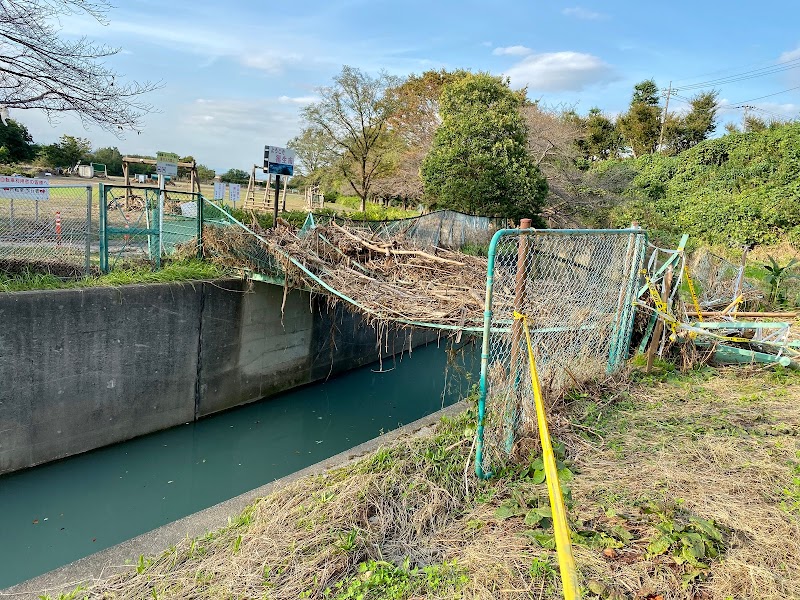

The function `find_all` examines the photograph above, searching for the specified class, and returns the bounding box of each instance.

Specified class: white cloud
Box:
[60,16,305,74]
[779,46,800,62]
[562,7,607,20]
[504,51,617,92]
[492,45,532,57]
[277,95,319,105]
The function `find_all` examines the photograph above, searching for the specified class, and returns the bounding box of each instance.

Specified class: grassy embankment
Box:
[0,259,225,293]
[48,363,800,600]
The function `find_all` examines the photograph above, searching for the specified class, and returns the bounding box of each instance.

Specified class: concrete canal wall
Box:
[0,279,428,475]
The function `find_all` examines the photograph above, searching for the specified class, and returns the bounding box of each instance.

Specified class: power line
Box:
[675,60,800,92]
[728,85,800,104]
[670,54,800,91]
[671,54,800,84]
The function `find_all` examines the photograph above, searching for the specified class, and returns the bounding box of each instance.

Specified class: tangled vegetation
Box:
[48,365,800,600]
[608,123,800,248]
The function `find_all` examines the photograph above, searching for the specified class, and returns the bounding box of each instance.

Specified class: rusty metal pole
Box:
[510,219,533,378]
[505,218,533,452]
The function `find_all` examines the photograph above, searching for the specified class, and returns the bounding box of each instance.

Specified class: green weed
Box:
[323,558,468,600]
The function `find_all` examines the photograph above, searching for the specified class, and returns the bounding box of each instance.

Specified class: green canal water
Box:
[0,342,477,589]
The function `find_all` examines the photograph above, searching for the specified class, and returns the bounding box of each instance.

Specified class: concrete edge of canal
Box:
[1,400,469,599]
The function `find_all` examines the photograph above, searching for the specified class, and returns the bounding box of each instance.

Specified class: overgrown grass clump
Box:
[0,259,227,292]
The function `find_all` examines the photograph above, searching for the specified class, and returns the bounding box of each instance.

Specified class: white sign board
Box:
[213,181,226,200]
[156,151,179,177]
[180,201,198,218]
[0,175,50,200]
[264,145,295,176]
[229,183,241,203]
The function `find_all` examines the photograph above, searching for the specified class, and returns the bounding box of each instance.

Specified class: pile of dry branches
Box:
[198,220,491,329]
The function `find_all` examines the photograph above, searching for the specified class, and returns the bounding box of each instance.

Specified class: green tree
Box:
[618,79,662,157]
[744,115,768,133]
[421,73,547,221]
[302,66,400,211]
[663,91,719,154]
[0,119,35,162]
[288,127,332,183]
[178,155,195,179]
[89,146,123,176]
[196,164,215,182]
[220,168,249,184]
[568,107,622,161]
[37,134,91,168]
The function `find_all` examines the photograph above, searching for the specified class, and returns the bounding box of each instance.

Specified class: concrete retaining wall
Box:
[0,279,426,475]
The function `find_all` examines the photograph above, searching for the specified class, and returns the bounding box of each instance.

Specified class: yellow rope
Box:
[513,311,579,600]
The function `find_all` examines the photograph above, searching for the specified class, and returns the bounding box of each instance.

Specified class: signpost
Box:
[213,181,226,201]
[155,151,179,177]
[264,146,295,227]
[0,175,50,225]
[229,183,241,210]
[154,151,179,263]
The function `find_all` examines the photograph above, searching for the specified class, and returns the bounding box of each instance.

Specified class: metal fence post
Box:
[197,193,204,259]
[85,185,92,275]
[98,182,108,273]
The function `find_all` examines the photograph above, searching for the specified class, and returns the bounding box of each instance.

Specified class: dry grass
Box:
[53,367,800,600]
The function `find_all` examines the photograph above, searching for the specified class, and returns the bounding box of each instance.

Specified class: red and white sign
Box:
[0,175,50,200]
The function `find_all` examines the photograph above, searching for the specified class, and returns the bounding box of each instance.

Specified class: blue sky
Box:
[15,0,800,172]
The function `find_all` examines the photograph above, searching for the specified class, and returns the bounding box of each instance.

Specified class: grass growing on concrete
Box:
[47,366,800,599]
[0,259,228,292]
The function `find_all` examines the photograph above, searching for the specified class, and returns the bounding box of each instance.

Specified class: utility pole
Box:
[657,81,672,152]
[742,105,755,131]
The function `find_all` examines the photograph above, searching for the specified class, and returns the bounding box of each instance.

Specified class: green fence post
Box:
[85,185,92,276]
[197,194,204,259]
[98,182,108,273]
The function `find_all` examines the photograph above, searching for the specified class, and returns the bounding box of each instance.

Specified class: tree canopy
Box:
[618,80,662,157]
[220,168,249,185]
[421,73,547,222]
[301,66,400,211]
[0,118,34,163]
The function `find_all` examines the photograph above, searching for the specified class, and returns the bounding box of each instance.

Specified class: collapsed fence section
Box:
[0,184,94,275]
[475,227,646,479]
[99,184,203,272]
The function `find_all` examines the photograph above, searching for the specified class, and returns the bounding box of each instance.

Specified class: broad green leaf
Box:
[647,535,672,556]
[495,500,522,519]
[524,510,544,527]
[689,517,723,542]
[609,524,634,542]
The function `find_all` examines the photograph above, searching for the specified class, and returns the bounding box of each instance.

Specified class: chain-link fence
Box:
[305,210,507,250]
[687,250,756,308]
[475,228,646,478]
[0,184,93,275]
[99,184,203,271]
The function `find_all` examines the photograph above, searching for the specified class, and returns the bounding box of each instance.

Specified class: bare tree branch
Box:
[0,0,160,134]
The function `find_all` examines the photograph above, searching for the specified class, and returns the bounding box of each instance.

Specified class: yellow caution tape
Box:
[683,264,703,322]
[512,311,579,600]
